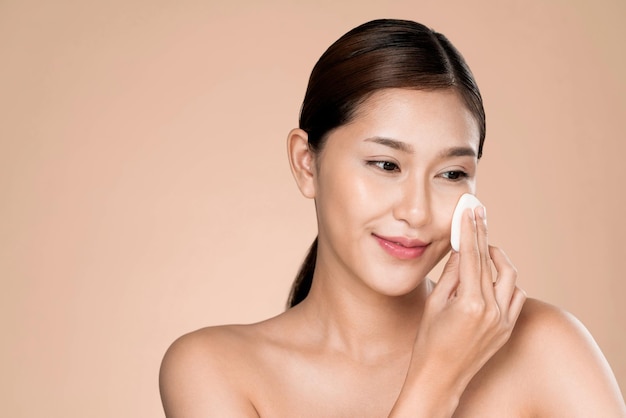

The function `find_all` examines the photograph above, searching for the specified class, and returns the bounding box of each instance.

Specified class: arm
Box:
[159,330,260,418]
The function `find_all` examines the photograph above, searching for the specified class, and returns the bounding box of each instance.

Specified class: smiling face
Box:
[291,88,480,299]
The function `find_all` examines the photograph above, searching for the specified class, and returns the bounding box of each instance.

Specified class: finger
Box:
[474,206,495,302]
[432,251,460,300]
[457,207,481,298]
[490,246,518,311]
[507,286,527,324]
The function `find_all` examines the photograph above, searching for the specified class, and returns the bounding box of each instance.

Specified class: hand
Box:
[412,206,526,398]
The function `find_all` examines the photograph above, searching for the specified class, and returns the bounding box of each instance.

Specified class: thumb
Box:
[432,251,460,300]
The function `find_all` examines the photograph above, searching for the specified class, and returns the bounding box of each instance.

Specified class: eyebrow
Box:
[439,146,477,159]
[364,137,477,159]
[364,137,414,153]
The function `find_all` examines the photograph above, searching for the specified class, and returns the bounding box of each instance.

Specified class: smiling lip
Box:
[372,234,430,260]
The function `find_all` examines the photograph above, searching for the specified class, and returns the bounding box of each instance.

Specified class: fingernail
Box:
[476,205,487,220]
[467,207,475,221]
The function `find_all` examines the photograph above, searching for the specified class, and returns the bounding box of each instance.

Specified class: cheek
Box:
[321,167,389,214]
[433,193,466,237]
[351,176,385,205]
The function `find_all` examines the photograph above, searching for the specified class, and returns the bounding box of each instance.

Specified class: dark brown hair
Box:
[287,18,486,308]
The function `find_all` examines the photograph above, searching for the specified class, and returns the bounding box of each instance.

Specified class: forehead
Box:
[342,88,481,152]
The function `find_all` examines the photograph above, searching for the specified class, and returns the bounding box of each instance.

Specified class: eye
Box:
[441,170,468,181]
[368,161,400,172]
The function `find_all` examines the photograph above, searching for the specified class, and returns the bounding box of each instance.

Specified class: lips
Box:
[372,234,430,260]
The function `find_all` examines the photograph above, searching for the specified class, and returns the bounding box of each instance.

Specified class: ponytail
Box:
[286,237,318,308]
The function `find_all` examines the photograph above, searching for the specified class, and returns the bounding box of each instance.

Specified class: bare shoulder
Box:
[159,324,265,418]
[509,298,626,417]
[513,297,600,347]
[512,298,614,367]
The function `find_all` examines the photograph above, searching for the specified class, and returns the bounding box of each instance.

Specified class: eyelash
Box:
[367,161,469,182]
[441,170,469,181]
[367,160,400,172]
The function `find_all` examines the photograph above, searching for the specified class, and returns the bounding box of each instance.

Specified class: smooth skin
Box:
[160,89,626,417]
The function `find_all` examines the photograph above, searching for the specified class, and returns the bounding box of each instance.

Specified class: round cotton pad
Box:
[450,193,483,252]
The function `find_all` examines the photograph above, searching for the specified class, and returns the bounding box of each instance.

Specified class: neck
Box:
[296,267,432,364]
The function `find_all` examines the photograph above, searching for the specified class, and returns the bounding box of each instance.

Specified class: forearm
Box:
[388,360,467,418]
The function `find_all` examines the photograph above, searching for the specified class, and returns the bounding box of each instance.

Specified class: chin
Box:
[378,254,447,296]
[364,270,429,298]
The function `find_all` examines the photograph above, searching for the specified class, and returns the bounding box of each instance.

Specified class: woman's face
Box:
[312,88,480,298]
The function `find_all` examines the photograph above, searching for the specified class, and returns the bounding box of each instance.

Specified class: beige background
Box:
[1,0,624,416]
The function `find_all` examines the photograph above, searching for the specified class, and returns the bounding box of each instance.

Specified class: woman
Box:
[160,19,626,417]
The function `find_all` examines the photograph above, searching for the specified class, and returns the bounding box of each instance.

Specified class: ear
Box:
[287,128,317,199]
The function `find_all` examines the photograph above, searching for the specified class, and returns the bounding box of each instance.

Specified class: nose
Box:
[392,177,432,228]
